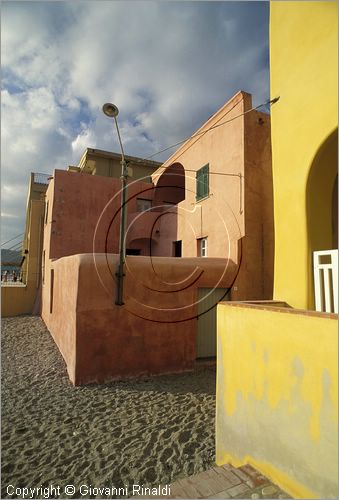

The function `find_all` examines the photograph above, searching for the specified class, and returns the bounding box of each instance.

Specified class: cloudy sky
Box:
[1,1,269,246]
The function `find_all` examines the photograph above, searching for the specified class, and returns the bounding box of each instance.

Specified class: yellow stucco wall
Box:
[216,303,338,498]
[78,149,159,182]
[1,285,36,317]
[270,2,338,309]
[2,199,44,317]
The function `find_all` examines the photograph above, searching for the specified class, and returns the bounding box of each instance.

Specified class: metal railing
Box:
[313,249,338,314]
[33,173,51,185]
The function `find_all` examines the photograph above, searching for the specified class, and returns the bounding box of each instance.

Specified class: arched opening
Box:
[332,174,338,249]
[126,237,157,257]
[307,129,338,252]
[306,128,338,310]
[154,162,185,206]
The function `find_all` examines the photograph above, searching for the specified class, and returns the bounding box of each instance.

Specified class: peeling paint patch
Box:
[216,304,338,498]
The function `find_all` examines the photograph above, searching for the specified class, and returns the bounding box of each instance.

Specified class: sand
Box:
[1,316,217,499]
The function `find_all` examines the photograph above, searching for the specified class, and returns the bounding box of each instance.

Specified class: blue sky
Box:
[1,1,270,245]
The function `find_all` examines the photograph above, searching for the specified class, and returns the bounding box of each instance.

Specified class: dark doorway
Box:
[173,240,182,257]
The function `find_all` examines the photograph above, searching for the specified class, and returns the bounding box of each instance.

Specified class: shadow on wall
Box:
[306,128,338,308]
[154,163,186,206]
[216,301,338,499]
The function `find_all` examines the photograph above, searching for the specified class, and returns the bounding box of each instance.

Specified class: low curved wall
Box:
[42,254,237,385]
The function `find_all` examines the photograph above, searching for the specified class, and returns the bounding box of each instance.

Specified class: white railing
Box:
[1,271,26,286]
[313,249,338,314]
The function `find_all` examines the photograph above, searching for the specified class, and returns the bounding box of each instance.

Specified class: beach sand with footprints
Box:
[2,316,216,499]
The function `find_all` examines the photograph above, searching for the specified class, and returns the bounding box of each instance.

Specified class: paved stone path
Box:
[170,463,292,499]
[134,463,292,499]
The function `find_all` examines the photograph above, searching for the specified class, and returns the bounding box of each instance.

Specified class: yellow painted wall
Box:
[270,2,338,309]
[2,200,44,317]
[1,285,35,317]
[78,149,159,182]
[216,302,338,498]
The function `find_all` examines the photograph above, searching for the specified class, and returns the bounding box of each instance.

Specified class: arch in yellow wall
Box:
[306,128,338,252]
[332,174,338,249]
[306,128,338,307]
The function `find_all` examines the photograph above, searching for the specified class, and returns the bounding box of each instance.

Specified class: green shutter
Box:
[196,169,202,200]
[196,164,209,201]
[203,165,209,198]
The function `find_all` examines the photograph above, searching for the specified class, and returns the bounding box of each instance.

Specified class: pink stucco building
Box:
[151,90,273,300]
[41,90,274,385]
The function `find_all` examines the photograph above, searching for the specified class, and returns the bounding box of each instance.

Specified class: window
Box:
[42,251,45,285]
[50,269,54,314]
[45,201,49,224]
[173,240,182,257]
[136,198,152,212]
[196,164,209,201]
[197,237,208,257]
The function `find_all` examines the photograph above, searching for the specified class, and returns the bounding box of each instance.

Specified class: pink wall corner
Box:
[41,254,80,384]
[232,108,274,301]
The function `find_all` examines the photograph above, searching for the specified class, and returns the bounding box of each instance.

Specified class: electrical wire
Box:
[1,98,279,252]
[137,96,280,163]
[2,241,23,252]
[184,169,240,177]
[1,233,24,247]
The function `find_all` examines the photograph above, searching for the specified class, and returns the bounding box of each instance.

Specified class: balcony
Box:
[313,249,338,313]
[33,173,51,185]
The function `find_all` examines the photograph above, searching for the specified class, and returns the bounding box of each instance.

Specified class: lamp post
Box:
[102,102,128,305]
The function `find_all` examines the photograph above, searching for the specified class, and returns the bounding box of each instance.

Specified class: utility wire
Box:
[184,169,240,177]
[1,98,279,251]
[2,241,23,252]
[1,233,24,247]
[138,97,280,163]
[1,242,22,251]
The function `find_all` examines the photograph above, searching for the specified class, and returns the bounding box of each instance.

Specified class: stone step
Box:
[132,463,292,499]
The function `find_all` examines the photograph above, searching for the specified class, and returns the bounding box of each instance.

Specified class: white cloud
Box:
[1,1,269,244]
[71,123,98,160]
[1,212,20,219]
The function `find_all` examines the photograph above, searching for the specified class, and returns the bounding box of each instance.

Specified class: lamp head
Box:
[102,103,119,118]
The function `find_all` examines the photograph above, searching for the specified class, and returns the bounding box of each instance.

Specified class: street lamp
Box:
[102,102,128,305]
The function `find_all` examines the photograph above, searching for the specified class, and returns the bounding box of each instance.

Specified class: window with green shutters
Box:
[196,164,209,201]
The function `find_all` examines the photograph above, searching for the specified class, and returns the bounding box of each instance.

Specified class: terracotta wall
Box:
[164,91,247,262]
[44,170,177,261]
[41,255,79,382]
[41,254,237,385]
[152,91,273,301]
[233,108,274,301]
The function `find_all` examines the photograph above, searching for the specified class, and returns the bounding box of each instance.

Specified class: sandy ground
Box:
[1,316,217,499]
